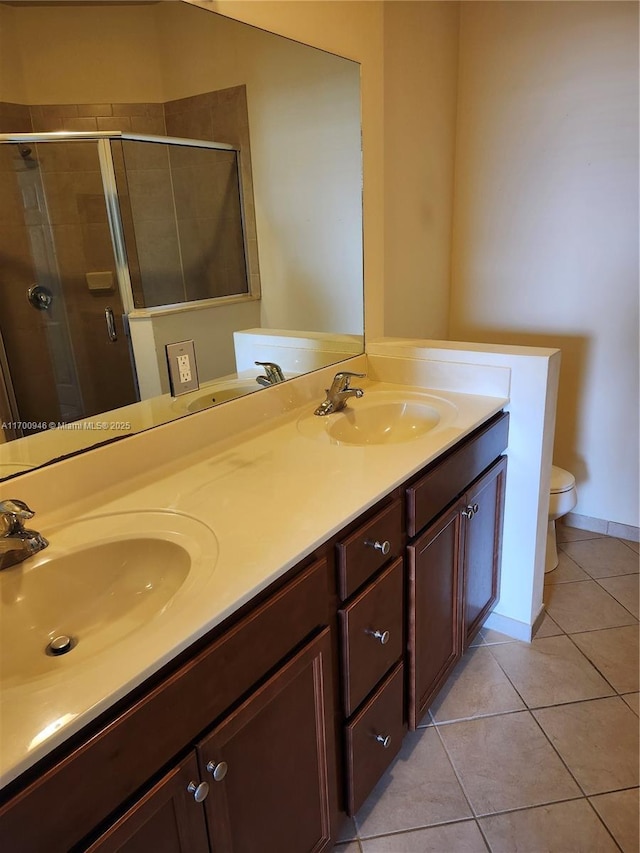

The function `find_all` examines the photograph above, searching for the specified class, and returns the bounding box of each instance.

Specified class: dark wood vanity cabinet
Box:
[86,631,334,853]
[84,753,210,853]
[335,504,405,816]
[461,456,508,650]
[0,411,509,851]
[406,413,509,728]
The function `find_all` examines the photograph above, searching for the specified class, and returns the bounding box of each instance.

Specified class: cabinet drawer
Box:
[407,412,509,537]
[339,558,403,717]
[0,559,329,853]
[344,662,404,816]
[337,500,402,600]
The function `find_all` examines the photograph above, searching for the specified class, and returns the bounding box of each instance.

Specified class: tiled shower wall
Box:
[0,87,260,308]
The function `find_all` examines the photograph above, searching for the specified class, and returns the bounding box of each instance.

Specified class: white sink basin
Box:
[298,391,457,446]
[173,379,261,414]
[0,511,218,688]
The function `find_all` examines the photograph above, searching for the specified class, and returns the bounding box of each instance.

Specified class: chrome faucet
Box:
[255,361,285,386]
[0,499,48,570]
[314,371,365,416]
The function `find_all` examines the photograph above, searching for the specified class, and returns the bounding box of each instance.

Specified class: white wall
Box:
[6,5,164,104]
[383,1,459,339]
[186,1,385,340]
[158,3,363,336]
[449,1,639,529]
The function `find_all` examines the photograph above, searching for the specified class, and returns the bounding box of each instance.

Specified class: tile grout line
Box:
[430,721,493,849]
[584,796,626,853]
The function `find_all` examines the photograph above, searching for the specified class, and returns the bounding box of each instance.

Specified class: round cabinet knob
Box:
[473,503,479,514]
[206,760,228,782]
[365,539,391,556]
[366,628,390,645]
[462,506,475,519]
[375,734,391,749]
[187,780,209,803]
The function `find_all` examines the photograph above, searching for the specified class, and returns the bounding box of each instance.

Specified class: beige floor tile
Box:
[479,798,620,852]
[354,727,472,838]
[533,697,639,795]
[598,574,640,619]
[489,635,614,707]
[336,817,358,843]
[590,789,640,853]
[571,625,640,694]
[544,580,637,633]
[622,539,640,555]
[479,627,518,645]
[622,693,640,716]
[557,525,606,543]
[437,711,581,815]
[333,843,362,853]
[546,549,591,583]
[359,820,487,852]
[430,646,525,722]
[562,537,639,579]
[533,612,564,638]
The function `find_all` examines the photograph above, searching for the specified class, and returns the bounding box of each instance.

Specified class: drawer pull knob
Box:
[463,503,480,520]
[375,734,391,748]
[206,760,228,782]
[365,539,391,556]
[366,628,390,645]
[187,780,210,802]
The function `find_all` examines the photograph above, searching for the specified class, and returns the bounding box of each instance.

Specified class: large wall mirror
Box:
[0,0,363,478]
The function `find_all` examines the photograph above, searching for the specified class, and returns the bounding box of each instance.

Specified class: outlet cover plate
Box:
[166,340,199,396]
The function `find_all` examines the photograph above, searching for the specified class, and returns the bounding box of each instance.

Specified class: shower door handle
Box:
[105,307,118,342]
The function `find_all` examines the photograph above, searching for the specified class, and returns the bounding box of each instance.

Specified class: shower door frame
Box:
[1,131,243,319]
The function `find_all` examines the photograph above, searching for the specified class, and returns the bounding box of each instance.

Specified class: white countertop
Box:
[0,377,507,789]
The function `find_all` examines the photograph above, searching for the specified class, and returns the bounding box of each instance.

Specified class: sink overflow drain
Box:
[46,635,74,656]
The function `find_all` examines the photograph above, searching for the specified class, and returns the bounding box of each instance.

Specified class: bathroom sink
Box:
[298,391,457,446]
[176,379,261,413]
[0,511,218,688]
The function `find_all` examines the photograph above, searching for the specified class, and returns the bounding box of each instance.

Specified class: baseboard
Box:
[482,611,533,642]
[562,512,639,542]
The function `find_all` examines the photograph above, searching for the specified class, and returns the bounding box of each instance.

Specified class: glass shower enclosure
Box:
[0,131,249,438]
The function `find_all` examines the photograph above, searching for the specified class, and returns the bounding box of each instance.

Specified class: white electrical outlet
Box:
[166,340,199,396]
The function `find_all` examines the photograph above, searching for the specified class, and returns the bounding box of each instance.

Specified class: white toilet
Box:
[546,466,578,573]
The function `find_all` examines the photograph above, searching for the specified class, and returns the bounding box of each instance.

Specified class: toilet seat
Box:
[550,465,575,494]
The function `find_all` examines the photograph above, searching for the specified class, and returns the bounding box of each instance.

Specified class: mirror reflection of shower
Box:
[16,143,37,168]
[0,130,255,439]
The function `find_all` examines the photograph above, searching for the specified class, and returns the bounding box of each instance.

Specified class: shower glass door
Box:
[0,139,139,436]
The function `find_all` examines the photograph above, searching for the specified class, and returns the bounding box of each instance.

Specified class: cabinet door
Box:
[84,752,210,853]
[197,629,334,853]
[407,503,462,729]
[462,456,507,649]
